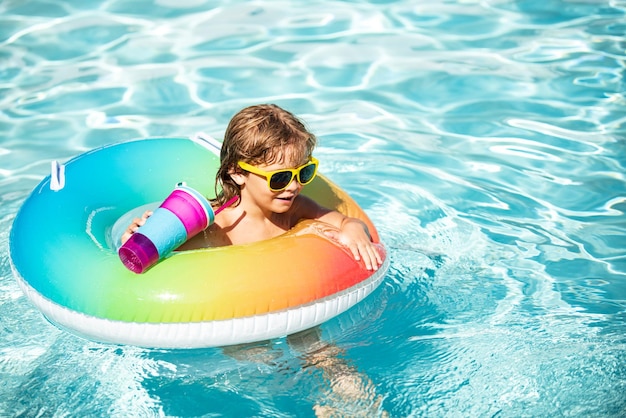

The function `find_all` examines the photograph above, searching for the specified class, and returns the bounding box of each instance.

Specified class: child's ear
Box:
[228,167,246,186]
[230,173,245,186]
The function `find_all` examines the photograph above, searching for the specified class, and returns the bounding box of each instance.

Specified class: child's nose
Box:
[285,176,301,192]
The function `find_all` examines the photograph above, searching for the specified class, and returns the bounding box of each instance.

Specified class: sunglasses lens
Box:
[298,163,316,184]
[269,171,294,191]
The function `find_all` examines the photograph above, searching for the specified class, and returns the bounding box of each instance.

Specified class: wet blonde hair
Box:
[214,104,317,205]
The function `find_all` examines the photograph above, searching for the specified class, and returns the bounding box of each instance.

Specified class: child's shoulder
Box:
[291,194,329,221]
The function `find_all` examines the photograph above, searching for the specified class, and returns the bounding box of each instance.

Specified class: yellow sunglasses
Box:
[237,157,319,192]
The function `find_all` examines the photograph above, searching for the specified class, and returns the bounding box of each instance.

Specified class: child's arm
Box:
[294,196,383,271]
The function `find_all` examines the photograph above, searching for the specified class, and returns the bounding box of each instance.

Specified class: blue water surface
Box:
[1,0,625,416]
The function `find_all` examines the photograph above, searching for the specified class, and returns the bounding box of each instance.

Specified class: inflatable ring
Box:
[9,136,388,348]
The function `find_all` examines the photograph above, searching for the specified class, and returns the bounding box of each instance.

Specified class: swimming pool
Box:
[1,0,625,416]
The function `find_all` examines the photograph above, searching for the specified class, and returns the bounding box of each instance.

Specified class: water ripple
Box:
[1,0,626,416]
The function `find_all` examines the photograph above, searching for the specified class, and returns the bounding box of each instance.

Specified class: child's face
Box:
[241,153,310,214]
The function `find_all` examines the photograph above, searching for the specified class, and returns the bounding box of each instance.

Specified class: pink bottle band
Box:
[160,188,212,237]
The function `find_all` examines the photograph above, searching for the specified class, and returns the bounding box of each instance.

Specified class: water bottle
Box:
[118,185,235,273]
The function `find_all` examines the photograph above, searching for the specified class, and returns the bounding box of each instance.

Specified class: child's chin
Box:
[272,199,294,211]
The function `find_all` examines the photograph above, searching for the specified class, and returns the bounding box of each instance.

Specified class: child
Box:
[122,104,382,270]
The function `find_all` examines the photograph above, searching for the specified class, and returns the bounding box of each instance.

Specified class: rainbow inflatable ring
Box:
[9,135,388,348]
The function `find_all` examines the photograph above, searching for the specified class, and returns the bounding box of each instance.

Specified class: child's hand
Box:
[120,210,152,244]
[324,218,383,271]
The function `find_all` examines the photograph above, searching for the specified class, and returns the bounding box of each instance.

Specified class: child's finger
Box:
[363,243,382,271]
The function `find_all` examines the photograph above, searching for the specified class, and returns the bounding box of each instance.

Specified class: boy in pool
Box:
[123,104,387,415]
[122,104,382,271]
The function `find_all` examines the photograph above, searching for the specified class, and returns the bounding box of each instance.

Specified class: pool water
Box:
[1,0,625,416]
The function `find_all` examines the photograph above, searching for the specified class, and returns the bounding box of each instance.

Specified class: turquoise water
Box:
[1,0,625,416]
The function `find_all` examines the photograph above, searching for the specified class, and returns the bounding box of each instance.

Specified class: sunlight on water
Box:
[1,0,625,416]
